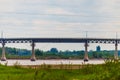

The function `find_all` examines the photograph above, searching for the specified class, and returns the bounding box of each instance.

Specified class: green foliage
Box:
[0,47,117,59]
[50,48,58,53]
[89,51,114,59]
[35,49,43,56]
[0,60,120,80]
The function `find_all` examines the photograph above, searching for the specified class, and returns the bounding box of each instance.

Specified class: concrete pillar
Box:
[114,42,118,60]
[84,42,89,61]
[1,42,6,61]
[30,42,36,61]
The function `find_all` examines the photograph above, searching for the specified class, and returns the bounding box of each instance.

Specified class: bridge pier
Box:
[84,42,89,61]
[30,42,36,61]
[114,42,118,60]
[1,42,6,61]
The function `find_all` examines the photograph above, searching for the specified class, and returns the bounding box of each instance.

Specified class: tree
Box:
[92,51,98,58]
[35,49,43,56]
[50,48,58,54]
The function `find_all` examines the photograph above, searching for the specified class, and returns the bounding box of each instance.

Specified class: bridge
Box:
[0,38,119,61]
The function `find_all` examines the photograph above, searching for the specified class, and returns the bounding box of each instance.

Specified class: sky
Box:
[0,0,120,51]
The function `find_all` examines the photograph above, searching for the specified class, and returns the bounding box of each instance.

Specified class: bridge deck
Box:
[0,38,119,43]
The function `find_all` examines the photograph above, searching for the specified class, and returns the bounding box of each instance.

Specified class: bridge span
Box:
[0,38,119,61]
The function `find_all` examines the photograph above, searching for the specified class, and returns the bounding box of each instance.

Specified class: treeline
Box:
[0,47,115,59]
[35,48,114,59]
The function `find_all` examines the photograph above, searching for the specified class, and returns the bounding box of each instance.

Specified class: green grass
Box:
[0,59,120,80]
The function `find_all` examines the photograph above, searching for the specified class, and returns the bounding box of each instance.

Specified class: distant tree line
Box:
[0,47,115,59]
[35,48,114,59]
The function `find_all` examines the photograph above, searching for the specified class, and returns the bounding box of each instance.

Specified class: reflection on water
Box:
[0,59,105,66]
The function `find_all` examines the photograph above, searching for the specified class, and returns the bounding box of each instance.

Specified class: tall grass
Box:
[0,59,120,80]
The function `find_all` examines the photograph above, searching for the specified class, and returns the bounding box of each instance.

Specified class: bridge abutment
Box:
[30,42,36,61]
[84,42,89,61]
[1,42,6,61]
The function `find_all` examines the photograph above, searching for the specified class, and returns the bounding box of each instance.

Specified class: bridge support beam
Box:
[30,42,36,61]
[84,42,89,61]
[1,43,6,61]
[114,42,118,60]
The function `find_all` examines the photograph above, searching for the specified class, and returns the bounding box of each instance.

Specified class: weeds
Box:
[13,61,22,69]
[0,59,119,80]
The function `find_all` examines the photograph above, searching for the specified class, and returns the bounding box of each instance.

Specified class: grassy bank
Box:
[0,59,120,80]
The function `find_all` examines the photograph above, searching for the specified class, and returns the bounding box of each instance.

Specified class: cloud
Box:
[0,0,120,38]
[44,7,75,15]
[0,18,24,26]
[31,18,120,38]
[0,0,17,12]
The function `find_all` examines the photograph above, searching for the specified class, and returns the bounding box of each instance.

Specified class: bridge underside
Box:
[0,38,119,61]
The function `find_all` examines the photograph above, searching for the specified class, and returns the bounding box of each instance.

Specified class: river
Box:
[0,59,105,66]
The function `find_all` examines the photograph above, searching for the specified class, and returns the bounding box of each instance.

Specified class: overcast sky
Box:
[0,0,120,51]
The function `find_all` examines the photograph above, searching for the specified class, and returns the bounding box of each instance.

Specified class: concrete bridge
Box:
[0,38,119,61]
